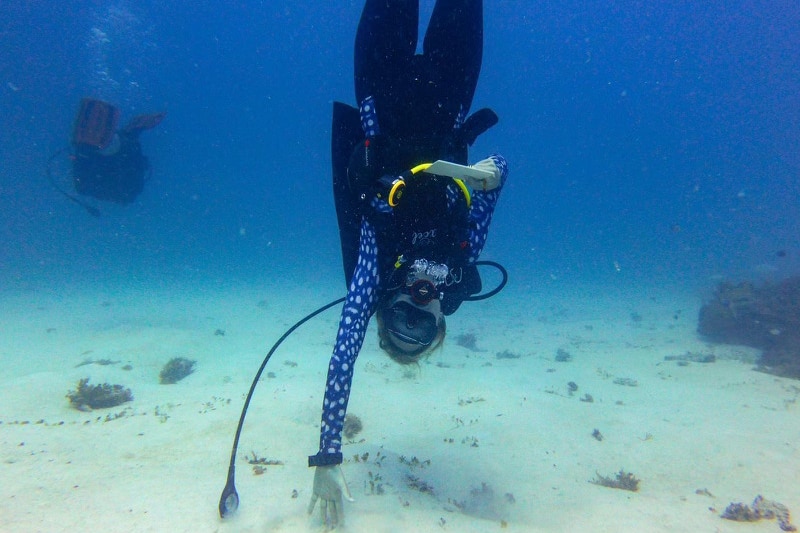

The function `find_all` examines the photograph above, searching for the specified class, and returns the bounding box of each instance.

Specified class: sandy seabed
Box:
[1,279,798,533]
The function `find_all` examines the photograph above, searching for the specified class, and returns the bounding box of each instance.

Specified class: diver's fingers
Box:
[335,491,345,526]
[307,494,319,516]
[320,499,328,526]
[329,499,339,528]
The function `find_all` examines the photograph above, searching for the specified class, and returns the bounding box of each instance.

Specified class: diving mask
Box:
[381,300,439,352]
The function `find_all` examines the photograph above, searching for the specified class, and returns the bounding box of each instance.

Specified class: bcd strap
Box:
[375,164,471,211]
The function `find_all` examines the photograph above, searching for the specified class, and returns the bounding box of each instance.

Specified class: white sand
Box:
[1,279,798,532]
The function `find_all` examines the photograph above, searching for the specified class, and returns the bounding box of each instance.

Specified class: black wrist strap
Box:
[308,452,343,467]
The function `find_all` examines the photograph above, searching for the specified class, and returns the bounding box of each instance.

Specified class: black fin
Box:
[331,102,365,285]
[461,108,498,146]
[440,107,498,163]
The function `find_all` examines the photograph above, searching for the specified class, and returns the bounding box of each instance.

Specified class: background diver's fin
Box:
[331,101,364,286]
[122,112,166,135]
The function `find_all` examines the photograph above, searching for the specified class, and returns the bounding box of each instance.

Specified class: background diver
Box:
[47,97,165,215]
[307,0,508,527]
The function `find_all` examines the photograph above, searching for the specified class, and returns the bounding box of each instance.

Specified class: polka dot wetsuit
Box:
[311,154,508,465]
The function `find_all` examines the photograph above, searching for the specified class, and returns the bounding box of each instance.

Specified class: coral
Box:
[398,455,431,468]
[455,333,482,352]
[246,451,284,466]
[66,378,133,411]
[721,502,759,522]
[247,452,283,476]
[343,414,363,440]
[555,348,572,362]
[406,474,435,495]
[590,469,640,492]
[495,349,521,359]
[699,277,800,379]
[722,495,797,531]
[159,357,196,384]
[457,396,485,406]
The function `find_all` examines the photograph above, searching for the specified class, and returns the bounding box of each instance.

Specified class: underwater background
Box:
[2,0,799,300]
[2,2,800,532]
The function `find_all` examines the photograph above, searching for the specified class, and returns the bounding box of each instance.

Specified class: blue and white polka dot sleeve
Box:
[466,154,508,263]
[315,218,380,460]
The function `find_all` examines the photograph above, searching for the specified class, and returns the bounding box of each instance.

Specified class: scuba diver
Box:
[47,98,165,215]
[308,0,507,527]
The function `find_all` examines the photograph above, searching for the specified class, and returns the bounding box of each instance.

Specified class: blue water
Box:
[2,0,798,291]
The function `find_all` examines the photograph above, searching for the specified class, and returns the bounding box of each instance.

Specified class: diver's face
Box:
[382,292,443,355]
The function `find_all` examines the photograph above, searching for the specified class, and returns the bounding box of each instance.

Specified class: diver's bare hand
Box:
[307,465,353,529]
